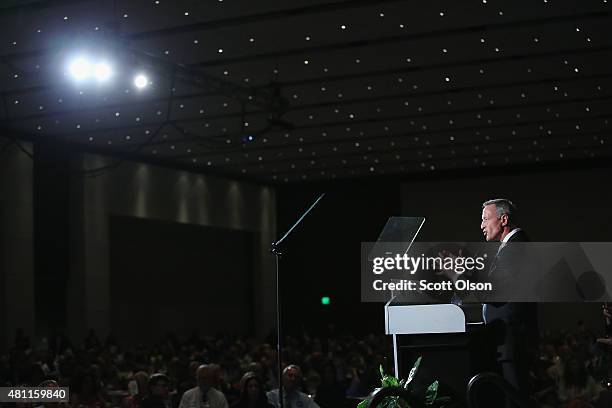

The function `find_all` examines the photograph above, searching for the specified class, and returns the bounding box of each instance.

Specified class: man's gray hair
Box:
[482,198,518,221]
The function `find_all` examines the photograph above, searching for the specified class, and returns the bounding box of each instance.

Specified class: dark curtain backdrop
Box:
[109,216,254,344]
[276,180,401,335]
[0,203,4,351]
[399,167,612,242]
[33,143,70,337]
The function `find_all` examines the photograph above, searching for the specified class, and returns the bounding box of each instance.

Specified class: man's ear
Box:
[500,214,509,227]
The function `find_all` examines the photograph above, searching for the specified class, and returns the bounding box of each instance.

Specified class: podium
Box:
[385,300,493,403]
[374,217,495,405]
[385,302,467,375]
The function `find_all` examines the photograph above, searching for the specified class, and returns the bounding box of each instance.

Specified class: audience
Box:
[266,365,319,408]
[314,362,345,408]
[141,373,172,408]
[69,369,108,408]
[231,372,274,408]
[179,364,228,408]
[556,358,602,406]
[38,379,67,408]
[1,317,611,408]
[122,371,149,408]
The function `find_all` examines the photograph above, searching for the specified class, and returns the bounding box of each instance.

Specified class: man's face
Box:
[152,381,170,398]
[481,204,505,241]
[246,379,260,400]
[282,366,301,393]
[197,368,215,392]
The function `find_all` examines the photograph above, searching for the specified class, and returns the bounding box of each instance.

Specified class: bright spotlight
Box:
[68,57,92,80]
[133,74,149,89]
[94,62,112,81]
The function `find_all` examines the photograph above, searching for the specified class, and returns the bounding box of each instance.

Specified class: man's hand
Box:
[436,249,463,283]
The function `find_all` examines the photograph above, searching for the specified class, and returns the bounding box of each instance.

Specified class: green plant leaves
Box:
[424,380,439,406]
[380,395,403,408]
[358,358,448,408]
[357,397,370,408]
[379,365,400,387]
[381,373,400,388]
[405,356,422,389]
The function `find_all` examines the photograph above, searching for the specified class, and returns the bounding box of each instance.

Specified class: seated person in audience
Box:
[231,372,274,408]
[557,358,602,407]
[267,365,320,408]
[34,379,68,408]
[178,361,201,397]
[209,363,232,398]
[245,362,271,390]
[70,370,108,408]
[141,373,172,408]
[179,364,228,408]
[122,371,150,408]
[597,304,612,346]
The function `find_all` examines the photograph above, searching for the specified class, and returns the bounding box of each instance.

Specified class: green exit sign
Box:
[321,296,331,305]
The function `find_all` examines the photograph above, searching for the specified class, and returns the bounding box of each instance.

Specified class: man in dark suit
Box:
[480,198,538,402]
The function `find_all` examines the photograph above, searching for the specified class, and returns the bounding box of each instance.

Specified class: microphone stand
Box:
[604,302,611,336]
[270,193,325,408]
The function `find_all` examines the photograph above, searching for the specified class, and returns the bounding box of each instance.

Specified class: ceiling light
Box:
[69,57,92,80]
[133,74,149,89]
[94,62,112,81]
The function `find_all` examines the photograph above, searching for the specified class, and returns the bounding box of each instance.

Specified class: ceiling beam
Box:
[5,69,611,127]
[126,0,409,41]
[0,0,94,15]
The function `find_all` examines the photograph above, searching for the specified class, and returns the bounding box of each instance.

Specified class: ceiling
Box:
[0,0,611,183]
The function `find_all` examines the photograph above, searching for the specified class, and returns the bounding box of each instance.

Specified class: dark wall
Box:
[33,143,71,336]
[109,216,255,344]
[0,139,35,349]
[276,166,612,335]
[71,154,276,340]
[400,166,612,242]
[0,203,4,351]
[276,181,400,335]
